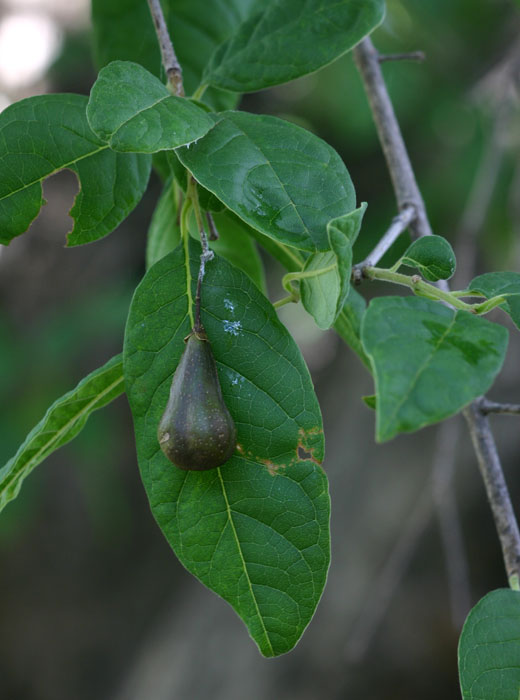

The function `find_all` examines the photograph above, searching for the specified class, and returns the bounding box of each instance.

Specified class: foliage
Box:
[0,1,519,692]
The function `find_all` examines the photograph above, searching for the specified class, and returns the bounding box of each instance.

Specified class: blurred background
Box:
[1,0,520,698]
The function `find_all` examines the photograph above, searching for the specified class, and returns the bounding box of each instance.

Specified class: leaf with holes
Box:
[458,588,520,699]
[178,111,356,252]
[361,297,508,442]
[0,355,124,512]
[469,272,520,330]
[87,61,213,152]
[400,235,456,281]
[203,0,386,93]
[123,241,330,657]
[0,94,151,246]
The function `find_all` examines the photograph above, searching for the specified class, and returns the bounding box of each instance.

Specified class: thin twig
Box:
[463,401,520,584]
[378,51,426,63]
[479,399,520,416]
[206,212,219,241]
[146,0,184,96]
[353,39,432,240]
[353,36,520,589]
[354,204,415,275]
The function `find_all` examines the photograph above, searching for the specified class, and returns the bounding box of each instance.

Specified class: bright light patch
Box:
[0,13,62,88]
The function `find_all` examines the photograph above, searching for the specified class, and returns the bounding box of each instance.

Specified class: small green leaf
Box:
[470,272,520,329]
[0,94,151,246]
[178,111,356,252]
[459,588,520,699]
[87,61,214,152]
[0,355,124,513]
[124,243,329,657]
[361,297,508,442]
[146,176,180,269]
[363,395,376,410]
[169,150,225,213]
[401,235,456,281]
[203,0,386,93]
[300,204,366,329]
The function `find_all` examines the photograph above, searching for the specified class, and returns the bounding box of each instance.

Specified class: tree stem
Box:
[354,36,520,587]
[146,0,184,96]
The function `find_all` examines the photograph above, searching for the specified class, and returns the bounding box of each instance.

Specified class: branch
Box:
[463,401,520,584]
[353,39,432,239]
[353,37,520,587]
[479,399,520,416]
[146,0,184,96]
[378,51,426,63]
[353,204,415,275]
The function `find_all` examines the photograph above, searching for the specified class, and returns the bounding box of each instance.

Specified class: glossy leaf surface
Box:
[87,61,214,152]
[178,111,356,252]
[124,243,330,656]
[203,0,386,92]
[401,235,456,281]
[361,297,508,441]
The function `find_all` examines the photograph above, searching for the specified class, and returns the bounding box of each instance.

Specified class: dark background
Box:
[1,1,520,698]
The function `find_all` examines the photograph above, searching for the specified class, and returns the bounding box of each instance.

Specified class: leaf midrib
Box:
[217,467,274,656]
[0,365,124,496]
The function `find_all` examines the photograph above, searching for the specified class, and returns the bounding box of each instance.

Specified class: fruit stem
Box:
[187,176,214,332]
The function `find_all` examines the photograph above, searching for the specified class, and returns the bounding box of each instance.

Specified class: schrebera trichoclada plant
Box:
[1,1,520,695]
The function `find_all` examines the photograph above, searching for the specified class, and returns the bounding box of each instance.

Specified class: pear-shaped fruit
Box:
[157,327,237,470]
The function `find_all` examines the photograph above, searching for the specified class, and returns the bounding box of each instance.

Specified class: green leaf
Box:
[361,297,508,442]
[87,61,214,152]
[400,235,456,281]
[203,0,386,93]
[362,395,376,410]
[300,204,366,329]
[334,288,370,369]
[0,355,124,513]
[0,94,151,246]
[459,589,520,699]
[123,242,330,657]
[169,150,225,212]
[470,272,520,329]
[91,0,261,110]
[178,111,356,252]
[146,176,180,269]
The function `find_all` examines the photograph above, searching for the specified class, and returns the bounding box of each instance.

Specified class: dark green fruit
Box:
[157,327,237,470]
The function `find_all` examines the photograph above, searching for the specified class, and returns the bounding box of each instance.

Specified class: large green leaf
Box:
[400,235,456,281]
[459,589,520,699]
[334,288,370,368]
[91,0,261,109]
[300,203,366,329]
[470,272,520,330]
[361,297,508,442]
[178,111,356,252]
[87,61,214,153]
[0,94,151,246]
[123,242,330,656]
[203,0,386,93]
[0,355,124,513]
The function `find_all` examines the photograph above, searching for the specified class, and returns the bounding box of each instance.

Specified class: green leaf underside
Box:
[178,111,356,252]
[458,589,520,699]
[361,297,508,442]
[203,0,386,93]
[333,287,370,368]
[0,93,151,246]
[401,235,456,281]
[123,243,329,657]
[146,176,180,269]
[470,272,520,330]
[87,61,214,153]
[92,0,262,111]
[0,355,124,513]
[301,203,367,329]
